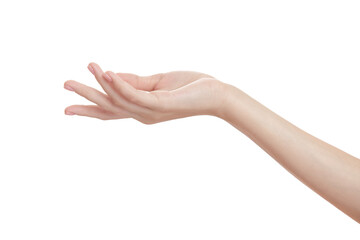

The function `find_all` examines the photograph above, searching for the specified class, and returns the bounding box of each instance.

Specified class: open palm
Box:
[64,63,226,124]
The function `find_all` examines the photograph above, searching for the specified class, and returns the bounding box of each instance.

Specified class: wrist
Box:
[214,82,245,121]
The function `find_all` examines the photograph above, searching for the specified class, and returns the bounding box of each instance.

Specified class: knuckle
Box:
[126,93,137,103]
[110,97,122,106]
[109,97,126,110]
[111,106,124,115]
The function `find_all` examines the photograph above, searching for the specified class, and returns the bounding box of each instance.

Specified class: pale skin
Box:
[64,62,360,223]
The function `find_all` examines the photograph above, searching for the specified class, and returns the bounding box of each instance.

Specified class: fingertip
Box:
[88,62,98,68]
[64,80,76,85]
[88,63,95,75]
[64,107,76,115]
[64,81,75,91]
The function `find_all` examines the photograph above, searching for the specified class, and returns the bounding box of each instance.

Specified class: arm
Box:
[219,84,360,223]
[64,62,360,223]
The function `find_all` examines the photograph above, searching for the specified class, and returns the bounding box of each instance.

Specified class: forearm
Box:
[218,84,360,223]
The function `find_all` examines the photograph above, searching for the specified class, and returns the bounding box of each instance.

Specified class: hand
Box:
[64,62,227,124]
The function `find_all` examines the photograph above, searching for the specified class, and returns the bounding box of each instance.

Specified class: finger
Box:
[88,62,151,115]
[116,72,163,91]
[88,62,119,98]
[64,80,117,112]
[105,71,164,111]
[65,105,128,120]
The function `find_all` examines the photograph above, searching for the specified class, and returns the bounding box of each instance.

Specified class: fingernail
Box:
[65,110,76,115]
[103,73,112,82]
[64,84,74,91]
[88,65,95,75]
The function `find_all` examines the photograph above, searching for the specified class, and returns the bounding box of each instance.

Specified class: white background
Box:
[0,0,359,239]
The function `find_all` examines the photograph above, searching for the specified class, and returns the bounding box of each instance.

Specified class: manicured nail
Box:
[64,84,74,91]
[103,73,112,82]
[88,65,95,75]
[65,110,75,115]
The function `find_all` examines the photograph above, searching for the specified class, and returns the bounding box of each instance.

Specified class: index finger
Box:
[105,71,165,111]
